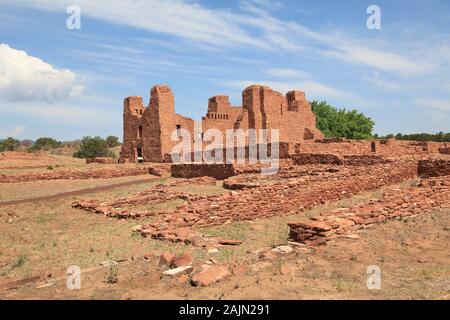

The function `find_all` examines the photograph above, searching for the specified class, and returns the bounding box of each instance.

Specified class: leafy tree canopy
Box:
[311,101,374,140]
[73,136,115,159]
[105,135,121,148]
[29,137,62,151]
[0,137,20,151]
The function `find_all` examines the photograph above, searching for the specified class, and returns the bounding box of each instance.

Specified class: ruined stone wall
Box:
[119,96,145,163]
[242,85,323,142]
[201,96,242,142]
[171,163,236,179]
[120,84,324,163]
[86,157,116,164]
[291,153,343,165]
[288,175,450,246]
[291,153,391,166]
[294,139,372,155]
[291,139,447,156]
[418,159,450,178]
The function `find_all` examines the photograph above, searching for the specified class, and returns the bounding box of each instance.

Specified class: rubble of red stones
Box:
[288,174,450,246]
[0,164,170,183]
[72,176,216,219]
[71,156,444,247]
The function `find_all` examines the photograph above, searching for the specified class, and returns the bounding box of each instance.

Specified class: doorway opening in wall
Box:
[371,141,376,153]
[137,146,143,163]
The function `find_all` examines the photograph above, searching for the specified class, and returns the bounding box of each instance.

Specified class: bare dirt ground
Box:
[0,152,449,300]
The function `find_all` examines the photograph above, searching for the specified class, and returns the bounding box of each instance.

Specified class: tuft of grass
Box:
[104,249,119,284]
[0,255,27,276]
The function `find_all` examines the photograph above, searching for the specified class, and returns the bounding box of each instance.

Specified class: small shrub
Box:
[105,263,119,284]
[73,136,111,159]
[0,137,20,151]
[29,137,62,152]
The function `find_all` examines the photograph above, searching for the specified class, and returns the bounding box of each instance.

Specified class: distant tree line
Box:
[0,135,121,156]
[311,101,375,139]
[373,132,450,142]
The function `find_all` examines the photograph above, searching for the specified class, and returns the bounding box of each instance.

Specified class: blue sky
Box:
[0,0,449,140]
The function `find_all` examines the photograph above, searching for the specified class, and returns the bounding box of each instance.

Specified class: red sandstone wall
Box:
[292,139,447,156]
[418,160,450,178]
[119,96,145,162]
[171,163,235,179]
[242,85,323,143]
[86,157,116,164]
[121,84,325,163]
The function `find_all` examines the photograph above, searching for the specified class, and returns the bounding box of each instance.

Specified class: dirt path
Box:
[0,177,163,206]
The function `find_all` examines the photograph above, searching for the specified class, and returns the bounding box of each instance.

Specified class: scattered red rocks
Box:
[288,175,450,246]
[159,252,175,267]
[72,176,215,219]
[191,265,231,287]
[170,252,194,268]
[73,159,421,246]
[217,239,242,246]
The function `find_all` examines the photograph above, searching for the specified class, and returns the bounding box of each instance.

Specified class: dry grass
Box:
[0,164,448,300]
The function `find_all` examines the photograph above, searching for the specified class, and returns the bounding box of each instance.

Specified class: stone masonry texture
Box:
[119,84,324,163]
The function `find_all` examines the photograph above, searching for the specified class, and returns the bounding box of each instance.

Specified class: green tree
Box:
[29,137,62,151]
[0,137,20,151]
[311,101,374,139]
[378,132,450,142]
[105,135,120,148]
[73,136,115,159]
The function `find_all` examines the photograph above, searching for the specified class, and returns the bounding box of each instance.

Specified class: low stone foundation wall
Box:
[439,147,450,154]
[86,157,116,164]
[418,160,450,178]
[171,163,236,180]
[291,153,391,166]
[0,165,169,183]
[288,175,450,246]
[291,153,343,165]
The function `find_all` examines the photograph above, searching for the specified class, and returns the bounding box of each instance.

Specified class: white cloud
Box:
[322,45,434,75]
[362,71,400,91]
[0,102,117,124]
[219,79,348,100]
[0,43,84,102]
[10,0,443,77]
[263,68,310,78]
[11,0,270,49]
[0,125,25,138]
[415,98,450,112]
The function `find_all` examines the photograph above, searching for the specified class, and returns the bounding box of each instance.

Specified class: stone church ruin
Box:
[119,84,324,163]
